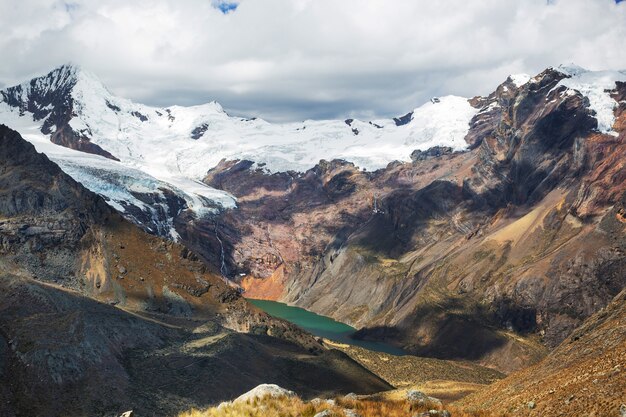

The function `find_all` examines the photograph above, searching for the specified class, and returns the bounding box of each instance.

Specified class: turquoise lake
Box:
[248,298,406,356]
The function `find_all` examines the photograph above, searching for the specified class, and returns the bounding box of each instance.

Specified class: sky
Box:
[1,0,625,122]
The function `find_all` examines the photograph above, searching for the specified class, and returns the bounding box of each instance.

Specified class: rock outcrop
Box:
[233,384,296,403]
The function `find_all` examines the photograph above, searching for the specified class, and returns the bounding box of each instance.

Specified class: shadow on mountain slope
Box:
[0,276,391,417]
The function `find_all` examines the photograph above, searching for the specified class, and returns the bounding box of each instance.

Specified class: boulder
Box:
[413,411,450,417]
[406,390,442,407]
[311,398,335,407]
[234,384,296,403]
[407,390,428,401]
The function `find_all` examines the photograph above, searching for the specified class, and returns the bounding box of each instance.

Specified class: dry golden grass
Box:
[322,339,504,390]
[383,380,491,403]
[179,394,508,417]
[179,396,322,417]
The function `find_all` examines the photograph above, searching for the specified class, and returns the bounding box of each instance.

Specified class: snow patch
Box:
[509,73,531,87]
[554,65,626,134]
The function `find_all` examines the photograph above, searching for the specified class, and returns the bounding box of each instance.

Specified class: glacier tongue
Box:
[0,107,235,239]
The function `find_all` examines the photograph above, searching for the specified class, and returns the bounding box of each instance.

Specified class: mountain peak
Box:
[49,63,109,92]
[0,63,114,118]
[15,63,109,99]
[33,63,83,92]
[554,63,589,77]
[51,62,81,76]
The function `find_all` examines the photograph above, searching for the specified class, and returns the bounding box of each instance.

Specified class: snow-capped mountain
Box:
[1,63,624,241]
[508,64,626,135]
[0,63,478,238]
[0,64,479,173]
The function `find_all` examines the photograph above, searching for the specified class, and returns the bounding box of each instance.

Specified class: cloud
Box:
[0,0,624,121]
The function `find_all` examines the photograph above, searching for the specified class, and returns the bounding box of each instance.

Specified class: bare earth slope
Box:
[2,66,623,375]
[459,288,626,416]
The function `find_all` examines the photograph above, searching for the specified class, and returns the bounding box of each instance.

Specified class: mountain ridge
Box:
[202,66,626,372]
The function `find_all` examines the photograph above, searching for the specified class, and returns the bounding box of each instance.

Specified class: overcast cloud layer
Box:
[1,0,625,121]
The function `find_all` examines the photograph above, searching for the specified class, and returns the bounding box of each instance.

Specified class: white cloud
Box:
[0,0,624,121]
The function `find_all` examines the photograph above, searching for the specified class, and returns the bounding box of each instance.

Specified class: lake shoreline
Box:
[247,298,407,356]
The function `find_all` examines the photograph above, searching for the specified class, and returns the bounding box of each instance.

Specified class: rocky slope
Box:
[204,67,626,372]
[458,288,626,416]
[0,125,391,417]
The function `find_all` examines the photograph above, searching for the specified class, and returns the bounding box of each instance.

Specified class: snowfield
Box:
[60,67,479,176]
[0,65,479,217]
[509,73,531,87]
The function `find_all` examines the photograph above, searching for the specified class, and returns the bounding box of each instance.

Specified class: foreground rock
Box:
[407,390,443,407]
[234,384,296,403]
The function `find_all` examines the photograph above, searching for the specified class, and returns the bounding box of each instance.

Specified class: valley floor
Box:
[322,340,504,402]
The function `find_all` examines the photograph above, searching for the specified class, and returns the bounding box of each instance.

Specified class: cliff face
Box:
[205,69,626,372]
[0,125,391,417]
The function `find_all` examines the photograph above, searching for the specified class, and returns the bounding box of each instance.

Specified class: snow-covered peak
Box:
[508,73,531,87]
[71,65,114,99]
[554,63,589,77]
[32,63,80,91]
[0,65,480,230]
[2,63,102,103]
[551,65,626,134]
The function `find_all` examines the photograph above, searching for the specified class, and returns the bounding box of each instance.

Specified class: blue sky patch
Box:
[213,1,239,14]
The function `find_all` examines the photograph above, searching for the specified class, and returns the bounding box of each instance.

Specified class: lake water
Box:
[248,298,406,356]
